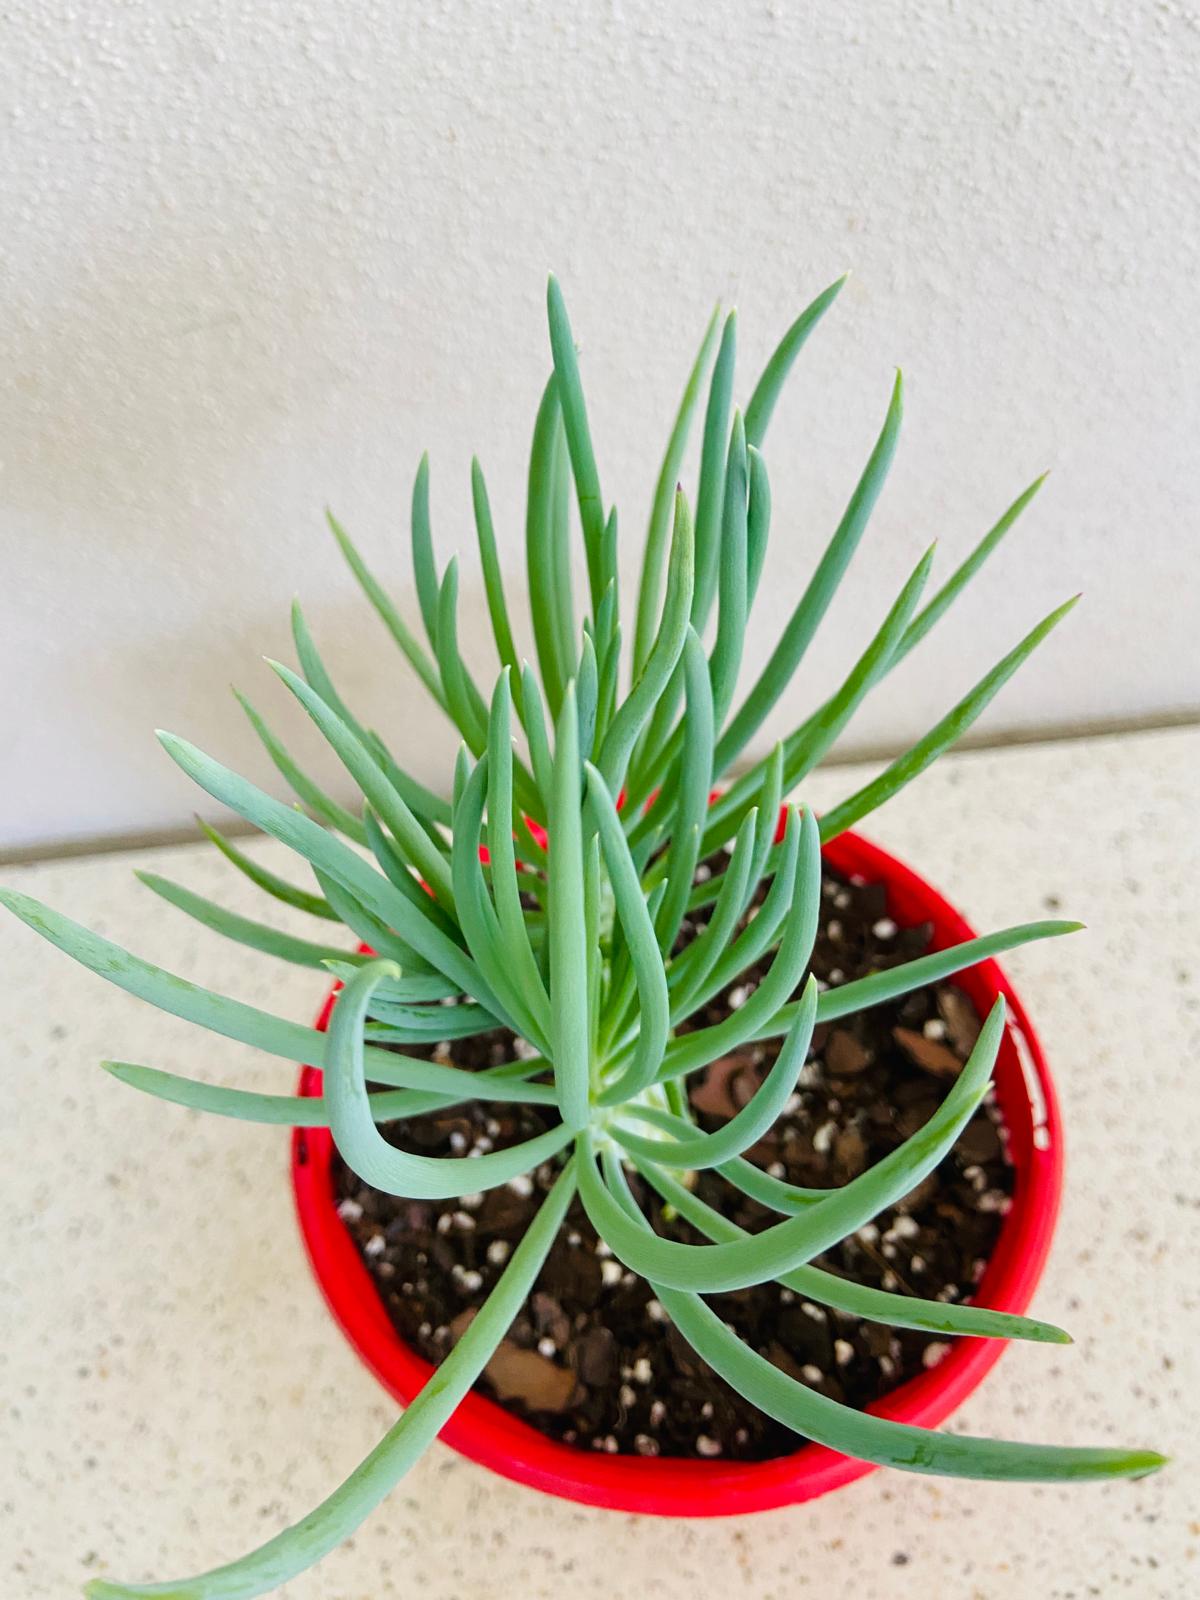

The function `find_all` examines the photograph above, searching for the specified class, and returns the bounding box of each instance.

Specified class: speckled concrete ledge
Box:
[2,727,1196,1599]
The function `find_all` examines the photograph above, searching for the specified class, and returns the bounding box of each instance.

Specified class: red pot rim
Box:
[291,825,1063,1516]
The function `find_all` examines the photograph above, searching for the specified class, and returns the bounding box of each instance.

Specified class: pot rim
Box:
[291,824,1063,1516]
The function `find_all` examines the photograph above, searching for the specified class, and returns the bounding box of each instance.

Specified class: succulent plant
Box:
[3,275,1163,1599]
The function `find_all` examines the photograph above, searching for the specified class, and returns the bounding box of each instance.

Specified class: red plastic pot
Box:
[291,825,1063,1516]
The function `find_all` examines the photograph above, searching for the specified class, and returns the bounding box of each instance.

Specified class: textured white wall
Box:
[1,1,1196,850]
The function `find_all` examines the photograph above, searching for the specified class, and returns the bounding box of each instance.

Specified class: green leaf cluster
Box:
[3,277,1161,1600]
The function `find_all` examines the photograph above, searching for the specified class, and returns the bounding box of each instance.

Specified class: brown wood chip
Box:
[937,985,982,1054]
[487,1344,579,1411]
[826,1028,871,1075]
[690,1051,762,1119]
[892,1026,965,1080]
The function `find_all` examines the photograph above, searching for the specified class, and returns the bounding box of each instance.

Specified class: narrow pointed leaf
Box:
[666,809,758,1019]
[102,1056,558,1124]
[234,687,367,844]
[434,559,490,753]
[708,411,749,726]
[471,457,522,696]
[486,671,552,1034]
[584,764,670,1101]
[135,872,358,970]
[158,732,495,1003]
[326,509,447,709]
[363,732,452,832]
[583,1002,1004,1293]
[85,1162,578,1599]
[360,807,462,946]
[660,1287,1162,1482]
[630,1109,826,1211]
[548,686,590,1130]
[893,474,1048,670]
[692,309,737,630]
[744,743,784,902]
[633,1159,1068,1341]
[450,754,543,1048]
[410,452,441,650]
[308,867,422,967]
[818,596,1080,842]
[290,601,371,747]
[269,659,455,913]
[715,370,904,773]
[669,796,804,1027]
[633,303,722,672]
[653,628,713,954]
[744,274,848,447]
[617,977,817,1168]
[546,275,606,609]
[520,662,555,806]
[525,380,575,717]
[323,960,459,1003]
[606,1141,1160,1487]
[650,807,817,1074]
[325,962,569,1200]
[597,488,694,793]
[783,542,935,790]
[195,816,337,921]
[576,630,599,760]
[0,887,450,1081]
[741,920,1084,1043]
[745,445,772,610]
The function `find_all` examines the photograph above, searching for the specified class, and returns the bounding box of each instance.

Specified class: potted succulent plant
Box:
[3,276,1164,1598]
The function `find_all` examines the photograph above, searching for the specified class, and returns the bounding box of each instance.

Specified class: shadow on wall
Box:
[1,218,522,851]
[1,557,520,859]
[1,210,456,533]
[7,244,286,529]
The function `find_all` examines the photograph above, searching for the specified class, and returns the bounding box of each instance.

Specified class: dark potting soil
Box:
[331,861,1014,1462]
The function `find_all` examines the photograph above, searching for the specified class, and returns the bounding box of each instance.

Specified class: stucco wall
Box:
[2,1,1196,848]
